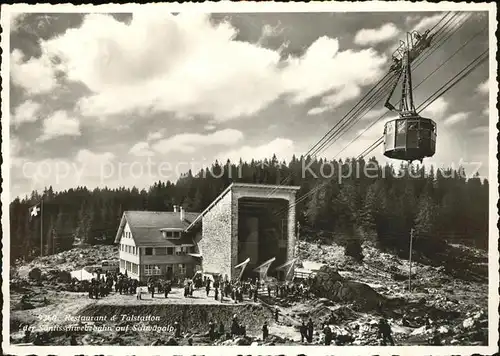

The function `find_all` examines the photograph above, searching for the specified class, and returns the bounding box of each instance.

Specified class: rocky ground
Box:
[8,241,489,346]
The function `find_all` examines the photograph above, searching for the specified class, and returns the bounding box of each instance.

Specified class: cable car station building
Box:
[187,183,300,281]
[115,183,300,282]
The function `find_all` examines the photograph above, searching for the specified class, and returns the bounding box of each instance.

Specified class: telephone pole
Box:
[40,198,44,257]
[408,228,414,292]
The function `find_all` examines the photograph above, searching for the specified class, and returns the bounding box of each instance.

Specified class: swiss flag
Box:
[29,203,41,221]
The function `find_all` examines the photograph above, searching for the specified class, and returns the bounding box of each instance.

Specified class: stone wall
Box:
[200,190,233,279]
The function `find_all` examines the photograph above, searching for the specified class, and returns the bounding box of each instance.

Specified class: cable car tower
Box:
[383,30,437,163]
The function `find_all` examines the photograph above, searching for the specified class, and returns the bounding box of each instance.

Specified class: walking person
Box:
[174,320,181,338]
[307,318,314,343]
[300,321,307,343]
[262,321,269,341]
[377,318,395,346]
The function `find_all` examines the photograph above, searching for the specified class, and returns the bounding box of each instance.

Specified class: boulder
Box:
[57,270,72,283]
[312,266,385,312]
[28,268,42,281]
[235,337,252,345]
[462,317,476,329]
[165,337,178,345]
[109,336,124,345]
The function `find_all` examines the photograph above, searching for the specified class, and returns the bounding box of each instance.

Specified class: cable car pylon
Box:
[383,30,437,164]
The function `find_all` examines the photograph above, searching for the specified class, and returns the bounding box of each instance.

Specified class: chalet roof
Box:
[114,211,200,246]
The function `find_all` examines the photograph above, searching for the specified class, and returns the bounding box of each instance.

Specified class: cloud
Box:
[354,23,400,46]
[482,105,489,116]
[362,107,388,120]
[152,128,244,154]
[10,136,22,157]
[10,49,57,95]
[11,100,42,127]
[470,126,488,134]
[147,130,165,141]
[41,13,387,122]
[75,149,115,167]
[37,110,81,141]
[217,138,295,163]
[283,37,387,109]
[257,22,284,45]
[476,80,489,95]
[204,124,216,131]
[443,112,469,127]
[405,15,421,25]
[307,84,363,115]
[15,149,115,194]
[321,84,361,109]
[421,97,448,118]
[10,13,28,32]
[307,106,329,116]
[129,142,155,157]
[412,14,443,33]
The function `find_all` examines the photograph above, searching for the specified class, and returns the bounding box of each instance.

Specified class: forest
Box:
[9,155,489,265]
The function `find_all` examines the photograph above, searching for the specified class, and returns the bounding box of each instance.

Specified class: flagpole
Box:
[40,198,44,257]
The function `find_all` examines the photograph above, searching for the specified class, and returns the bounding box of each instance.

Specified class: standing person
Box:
[307,318,314,343]
[209,320,216,341]
[214,286,219,301]
[231,315,239,336]
[401,313,410,327]
[184,282,189,298]
[323,324,332,345]
[299,321,307,343]
[88,280,94,299]
[377,318,395,346]
[174,320,181,338]
[164,281,171,298]
[218,321,225,337]
[150,282,155,298]
[205,278,211,297]
[262,321,269,341]
[189,281,194,297]
[136,285,142,300]
[428,327,442,345]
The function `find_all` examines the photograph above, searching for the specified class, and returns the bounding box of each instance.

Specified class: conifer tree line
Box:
[10,155,489,265]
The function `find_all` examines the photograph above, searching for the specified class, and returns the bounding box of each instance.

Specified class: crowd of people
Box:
[67,269,430,346]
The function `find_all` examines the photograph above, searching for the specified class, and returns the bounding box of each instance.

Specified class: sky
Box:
[7,10,492,199]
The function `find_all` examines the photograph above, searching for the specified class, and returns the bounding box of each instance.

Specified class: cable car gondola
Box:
[383,30,437,163]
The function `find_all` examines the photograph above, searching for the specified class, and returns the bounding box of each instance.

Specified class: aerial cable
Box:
[263,12,455,200]
[273,48,488,220]
[357,49,488,159]
[315,13,471,160]
[338,22,486,160]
